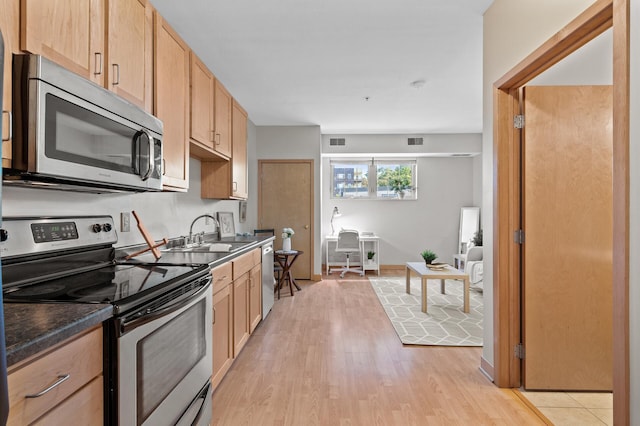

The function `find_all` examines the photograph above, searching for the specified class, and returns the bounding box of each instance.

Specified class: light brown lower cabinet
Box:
[249,263,262,333]
[7,326,103,426]
[212,248,263,391]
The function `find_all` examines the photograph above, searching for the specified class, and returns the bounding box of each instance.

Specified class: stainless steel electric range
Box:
[1,216,213,425]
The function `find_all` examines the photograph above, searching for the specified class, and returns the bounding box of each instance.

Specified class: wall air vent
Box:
[329,138,346,146]
[408,137,423,146]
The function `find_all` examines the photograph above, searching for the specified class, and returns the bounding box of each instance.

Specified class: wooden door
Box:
[154,13,189,191]
[21,0,105,86]
[249,264,262,332]
[259,160,313,280]
[522,85,613,390]
[107,0,152,112]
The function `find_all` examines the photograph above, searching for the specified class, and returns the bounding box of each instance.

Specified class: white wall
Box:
[255,126,322,275]
[320,133,481,267]
[1,120,260,248]
[483,0,602,373]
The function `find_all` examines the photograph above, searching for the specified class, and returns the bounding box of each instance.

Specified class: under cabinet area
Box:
[7,326,103,426]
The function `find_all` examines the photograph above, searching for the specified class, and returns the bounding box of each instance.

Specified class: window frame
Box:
[329,158,417,200]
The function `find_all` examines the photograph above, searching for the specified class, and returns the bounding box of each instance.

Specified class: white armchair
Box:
[464,246,483,290]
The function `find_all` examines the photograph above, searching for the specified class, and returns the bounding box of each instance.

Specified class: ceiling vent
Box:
[408,137,423,146]
[329,138,346,146]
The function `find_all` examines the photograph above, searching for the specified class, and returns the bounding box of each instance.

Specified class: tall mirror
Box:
[459,207,480,253]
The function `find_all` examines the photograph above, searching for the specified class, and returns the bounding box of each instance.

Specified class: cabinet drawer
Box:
[7,327,103,426]
[212,262,233,294]
[232,248,260,279]
[32,376,103,426]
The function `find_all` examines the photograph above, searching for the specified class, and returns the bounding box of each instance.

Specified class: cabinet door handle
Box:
[25,374,70,398]
[112,63,120,85]
[212,307,216,324]
[210,130,215,142]
[2,111,12,142]
[162,158,166,176]
[94,52,103,75]
[215,133,221,145]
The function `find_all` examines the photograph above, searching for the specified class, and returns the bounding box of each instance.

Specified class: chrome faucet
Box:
[188,214,219,245]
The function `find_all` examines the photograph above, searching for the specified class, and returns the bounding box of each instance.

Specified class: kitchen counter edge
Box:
[3,303,113,367]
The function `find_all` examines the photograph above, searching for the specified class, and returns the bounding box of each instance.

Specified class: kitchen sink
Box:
[162,241,249,253]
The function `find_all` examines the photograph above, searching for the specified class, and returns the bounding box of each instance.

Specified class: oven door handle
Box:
[119,276,212,335]
[175,381,212,426]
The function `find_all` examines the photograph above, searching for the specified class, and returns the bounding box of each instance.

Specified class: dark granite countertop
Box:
[118,236,274,268]
[4,303,113,367]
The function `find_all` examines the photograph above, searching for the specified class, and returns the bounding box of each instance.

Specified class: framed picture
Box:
[217,212,235,238]
[239,201,247,223]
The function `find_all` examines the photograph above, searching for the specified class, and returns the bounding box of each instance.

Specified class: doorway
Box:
[258,160,314,280]
[491,0,629,423]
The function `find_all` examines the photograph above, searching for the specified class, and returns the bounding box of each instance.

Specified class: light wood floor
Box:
[212,273,544,425]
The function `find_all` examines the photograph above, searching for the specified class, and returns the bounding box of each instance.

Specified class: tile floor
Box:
[519,390,613,425]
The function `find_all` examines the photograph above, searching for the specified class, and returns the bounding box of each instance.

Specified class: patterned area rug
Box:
[369,277,483,346]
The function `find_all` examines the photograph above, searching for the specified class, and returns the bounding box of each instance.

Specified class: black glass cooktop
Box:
[2,262,209,312]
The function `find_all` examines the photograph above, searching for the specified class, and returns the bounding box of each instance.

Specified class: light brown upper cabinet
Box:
[21,0,153,112]
[21,0,105,87]
[231,100,248,199]
[1,0,19,167]
[190,53,216,157]
[214,80,232,158]
[201,99,248,200]
[107,0,153,112]
[154,13,190,191]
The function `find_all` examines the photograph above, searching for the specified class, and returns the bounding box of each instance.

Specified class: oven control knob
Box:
[92,224,102,233]
[102,223,113,232]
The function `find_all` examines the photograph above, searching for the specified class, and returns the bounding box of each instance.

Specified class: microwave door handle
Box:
[141,129,154,181]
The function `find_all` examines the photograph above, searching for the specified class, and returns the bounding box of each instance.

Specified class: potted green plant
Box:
[367,251,375,264]
[420,249,437,265]
[390,178,412,199]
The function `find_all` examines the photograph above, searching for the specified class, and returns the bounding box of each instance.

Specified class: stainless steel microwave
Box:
[5,54,163,193]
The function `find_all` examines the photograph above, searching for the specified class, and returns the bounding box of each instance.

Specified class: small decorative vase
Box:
[283,237,291,251]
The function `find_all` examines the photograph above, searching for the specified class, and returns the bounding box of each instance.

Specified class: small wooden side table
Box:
[275,250,303,299]
[405,262,470,313]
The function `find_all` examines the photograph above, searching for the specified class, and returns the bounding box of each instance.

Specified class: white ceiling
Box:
[150,0,494,134]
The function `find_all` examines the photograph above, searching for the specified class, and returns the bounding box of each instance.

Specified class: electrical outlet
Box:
[121,212,131,232]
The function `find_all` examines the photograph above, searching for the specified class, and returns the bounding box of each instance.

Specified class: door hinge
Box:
[514,229,525,244]
[514,115,525,129]
[514,343,525,359]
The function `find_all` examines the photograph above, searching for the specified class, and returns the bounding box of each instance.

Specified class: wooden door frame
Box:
[492,0,629,424]
[257,159,315,280]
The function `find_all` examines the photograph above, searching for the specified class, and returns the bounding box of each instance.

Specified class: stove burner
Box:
[5,283,66,297]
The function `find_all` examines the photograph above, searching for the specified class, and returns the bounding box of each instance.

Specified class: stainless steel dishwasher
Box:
[261,242,275,318]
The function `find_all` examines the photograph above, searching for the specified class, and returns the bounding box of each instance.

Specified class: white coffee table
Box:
[405,262,470,313]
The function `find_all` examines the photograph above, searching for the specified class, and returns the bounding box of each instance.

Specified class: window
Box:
[330,159,417,200]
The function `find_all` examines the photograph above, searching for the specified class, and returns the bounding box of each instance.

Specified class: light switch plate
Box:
[121,212,131,232]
